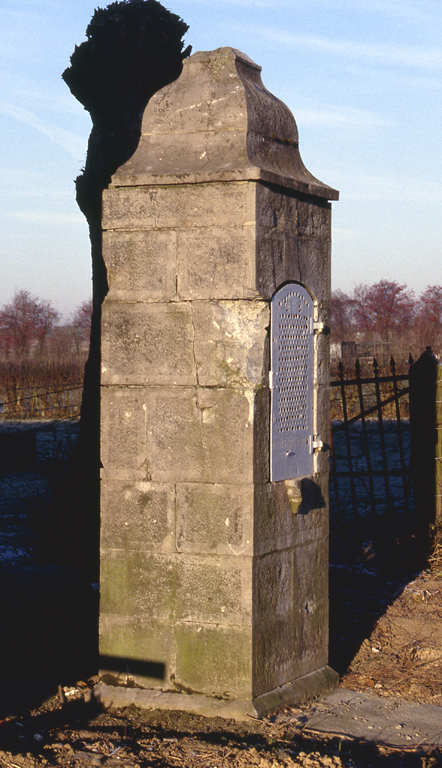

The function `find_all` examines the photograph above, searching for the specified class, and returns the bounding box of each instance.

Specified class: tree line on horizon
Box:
[331,280,442,364]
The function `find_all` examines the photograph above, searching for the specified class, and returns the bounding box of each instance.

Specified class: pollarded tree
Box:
[63,0,190,300]
[63,0,190,430]
[0,290,60,361]
[63,0,190,578]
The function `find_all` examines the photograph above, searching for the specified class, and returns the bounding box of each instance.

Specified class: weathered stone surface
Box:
[103,182,256,232]
[100,549,252,625]
[112,48,338,202]
[101,388,147,478]
[253,615,297,696]
[256,185,332,301]
[103,230,177,302]
[176,483,253,556]
[254,482,296,556]
[292,537,330,676]
[174,622,253,699]
[101,480,175,552]
[145,387,254,483]
[176,225,256,300]
[101,301,196,386]
[99,615,175,689]
[254,480,329,555]
[192,300,269,388]
[254,549,294,620]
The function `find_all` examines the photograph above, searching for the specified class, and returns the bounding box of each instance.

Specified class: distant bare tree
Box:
[70,299,92,356]
[414,285,442,353]
[352,280,416,345]
[330,289,355,342]
[0,290,60,361]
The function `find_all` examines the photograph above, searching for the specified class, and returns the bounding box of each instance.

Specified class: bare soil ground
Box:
[0,684,436,768]
[0,568,441,768]
[339,571,442,704]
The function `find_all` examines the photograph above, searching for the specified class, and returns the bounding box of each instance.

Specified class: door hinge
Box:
[309,436,324,453]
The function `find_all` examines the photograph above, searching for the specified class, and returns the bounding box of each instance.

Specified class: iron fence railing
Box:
[330,355,415,565]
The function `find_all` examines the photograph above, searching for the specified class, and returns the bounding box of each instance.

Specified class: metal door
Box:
[270,283,315,481]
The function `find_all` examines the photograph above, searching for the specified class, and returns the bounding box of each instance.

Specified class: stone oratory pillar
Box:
[98,47,339,718]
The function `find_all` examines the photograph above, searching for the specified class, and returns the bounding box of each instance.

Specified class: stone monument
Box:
[98,47,339,718]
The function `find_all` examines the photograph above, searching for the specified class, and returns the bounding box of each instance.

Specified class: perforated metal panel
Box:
[270,284,315,481]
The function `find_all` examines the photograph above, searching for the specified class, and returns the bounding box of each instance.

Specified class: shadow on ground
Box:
[0,565,98,718]
[328,562,418,676]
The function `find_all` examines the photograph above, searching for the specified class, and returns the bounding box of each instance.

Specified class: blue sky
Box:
[0,0,441,318]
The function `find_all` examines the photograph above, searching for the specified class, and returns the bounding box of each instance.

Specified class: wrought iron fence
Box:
[330,355,416,566]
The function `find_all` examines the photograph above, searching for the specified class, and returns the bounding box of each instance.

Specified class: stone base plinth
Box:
[93,667,338,722]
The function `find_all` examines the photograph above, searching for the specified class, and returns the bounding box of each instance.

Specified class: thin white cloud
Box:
[231,25,442,70]
[179,0,439,23]
[295,105,393,129]
[0,74,88,117]
[4,0,62,8]
[4,211,85,224]
[338,0,440,24]
[0,101,86,158]
[335,171,442,205]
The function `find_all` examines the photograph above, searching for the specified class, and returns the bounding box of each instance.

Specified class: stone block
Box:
[100,549,178,621]
[295,237,331,303]
[254,482,295,556]
[177,226,256,300]
[145,387,254,483]
[103,230,177,301]
[103,187,157,230]
[101,480,175,552]
[256,227,302,300]
[101,301,196,386]
[292,538,330,675]
[253,616,297,697]
[139,48,250,137]
[99,615,174,689]
[156,183,256,230]
[255,480,329,556]
[176,483,253,556]
[104,182,255,231]
[297,199,331,239]
[192,300,269,388]
[174,622,252,699]
[254,549,294,621]
[253,386,271,484]
[175,555,252,625]
[101,388,147,478]
[100,550,252,625]
[256,185,298,232]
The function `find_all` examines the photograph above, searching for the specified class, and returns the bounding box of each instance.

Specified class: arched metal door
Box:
[270,283,315,482]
